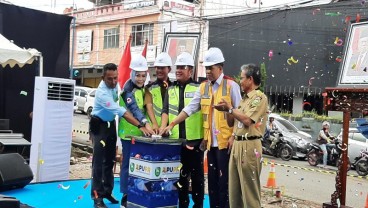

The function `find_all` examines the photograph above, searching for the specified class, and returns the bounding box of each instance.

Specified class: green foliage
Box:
[260,62,267,93]
[277,110,342,123]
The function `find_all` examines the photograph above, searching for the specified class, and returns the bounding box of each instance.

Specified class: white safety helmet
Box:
[154,52,172,67]
[202,47,225,66]
[130,54,148,71]
[322,121,330,128]
[175,52,194,66]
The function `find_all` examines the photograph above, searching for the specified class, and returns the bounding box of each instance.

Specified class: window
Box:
[131,24,153,47]
[104,28,119,49]
[351,133,367,143]
[88,69,93,73]
[97,69,103,73]
[80,90,87,97]
[90,90,96,98]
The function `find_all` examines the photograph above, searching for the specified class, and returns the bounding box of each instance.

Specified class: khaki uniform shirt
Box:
[233,89,268,137]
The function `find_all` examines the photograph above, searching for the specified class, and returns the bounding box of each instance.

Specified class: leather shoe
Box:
[120,194,128,208]
[104,195,119,204]
[94,199,107,208]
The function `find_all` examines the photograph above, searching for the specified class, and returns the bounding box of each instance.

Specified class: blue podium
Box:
[127,136,182,208]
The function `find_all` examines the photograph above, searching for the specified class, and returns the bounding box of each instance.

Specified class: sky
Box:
[3,0,94,14]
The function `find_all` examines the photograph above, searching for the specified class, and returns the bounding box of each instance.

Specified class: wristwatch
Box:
[137,123,144,128]
[228,107,234,114]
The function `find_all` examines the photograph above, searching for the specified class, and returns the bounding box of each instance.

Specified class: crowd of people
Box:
[88,47,268,208]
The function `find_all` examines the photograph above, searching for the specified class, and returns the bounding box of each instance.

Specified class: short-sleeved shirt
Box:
[233,89,268,137]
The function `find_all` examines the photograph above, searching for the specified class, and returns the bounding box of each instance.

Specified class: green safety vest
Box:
[148,84,163,126]
[167,83,203,140]
[118,88,146,140]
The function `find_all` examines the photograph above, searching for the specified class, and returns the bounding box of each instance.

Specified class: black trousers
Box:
[178,142,204,208]
[89,116,117,199]
[207,147,230,208]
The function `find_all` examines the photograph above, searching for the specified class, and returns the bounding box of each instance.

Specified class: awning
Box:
[0,33,40,68]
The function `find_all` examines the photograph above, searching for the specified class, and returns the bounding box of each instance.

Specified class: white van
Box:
[74,86,94,113]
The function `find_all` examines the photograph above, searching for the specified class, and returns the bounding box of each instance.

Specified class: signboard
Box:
[129,158,180,180]
[124,0,155,10]
[76,30,92,53]
[338,21,368,86]
[77,53,90,63]
[163,0,195,16]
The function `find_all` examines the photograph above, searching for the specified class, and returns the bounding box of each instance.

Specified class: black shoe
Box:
[120,194,128,208]
[94,199,107,208]
[104,195,119,204]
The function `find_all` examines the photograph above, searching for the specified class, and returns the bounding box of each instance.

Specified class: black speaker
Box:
[0,195,20,208]
[0,153,33,192]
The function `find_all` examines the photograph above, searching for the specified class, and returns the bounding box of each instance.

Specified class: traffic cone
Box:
[264,160,278,189]
[365,193,368,208]
[203,152,208,174]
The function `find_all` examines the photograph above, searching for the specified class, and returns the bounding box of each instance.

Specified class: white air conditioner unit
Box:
[30,77,75,182]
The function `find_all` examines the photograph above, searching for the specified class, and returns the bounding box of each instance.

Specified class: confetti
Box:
[83,181,90,189]
[177,182,183,188]
[131,138,136,144]
[352,63,357,69]
[93,190,98,199]
[107,121,110,128]
[254,149,260,158]
[100,140,105,147]
[356,13,361,23]
[308,77,315,86]
[20,91,27,96]
[334,37,343,46]
[335,56,342,62]
[268,50,273,60]
[78,195,83,200]
[312,8,320,15]
[39,159,44,165]
[48,84,54,88]
[325,12,341,16]
[322,92,328,97]
[106,102,111,107]
[214,129,220,135]
[287,56,299,65]
[345,16,351,24]
[255,122,262,128]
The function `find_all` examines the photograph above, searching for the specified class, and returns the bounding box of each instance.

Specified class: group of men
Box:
[89,47,269,208]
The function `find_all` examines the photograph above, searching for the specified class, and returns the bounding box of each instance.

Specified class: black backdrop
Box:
[0,3,72,142]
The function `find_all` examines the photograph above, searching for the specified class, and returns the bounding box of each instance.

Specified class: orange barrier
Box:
[264,160,278,189]
[365,193,368,208]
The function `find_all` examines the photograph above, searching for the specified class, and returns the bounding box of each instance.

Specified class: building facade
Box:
[66,0,203,87]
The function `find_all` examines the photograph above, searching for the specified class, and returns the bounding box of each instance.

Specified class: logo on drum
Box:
[130,163,135,172]
[155,167,161,177]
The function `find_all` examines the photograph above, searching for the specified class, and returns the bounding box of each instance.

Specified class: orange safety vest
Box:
[200,78,233,150]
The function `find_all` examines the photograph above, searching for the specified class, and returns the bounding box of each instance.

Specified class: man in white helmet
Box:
[160,47,241,208]
[145,52,173,134]
[160,52,204,208]
[90,63,150,208]
[118,54,155,208]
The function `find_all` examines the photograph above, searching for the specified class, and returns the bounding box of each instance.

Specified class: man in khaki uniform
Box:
[215,64,268,208]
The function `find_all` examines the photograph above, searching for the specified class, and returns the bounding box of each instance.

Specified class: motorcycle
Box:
[353,149,368,176]
[307,138,351,169]
[262,130,295,161]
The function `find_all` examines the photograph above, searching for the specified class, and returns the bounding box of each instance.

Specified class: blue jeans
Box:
[319,143,335,166]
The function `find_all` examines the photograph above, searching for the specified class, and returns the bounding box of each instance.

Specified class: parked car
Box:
[337,127,368,164]
[83,89,96,118]
[268,113,313,159]
[74,86,94,113]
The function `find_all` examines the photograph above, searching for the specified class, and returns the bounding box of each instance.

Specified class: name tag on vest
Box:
[185,92,195,98]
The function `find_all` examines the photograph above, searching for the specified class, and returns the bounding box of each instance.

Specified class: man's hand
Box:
[152,123,159,134]
[199,139,208,151]
[159,125,173,136]
[145,123,155,135]
[139,126,152,137]
[213,98,232,112]
[227,135,235,154]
